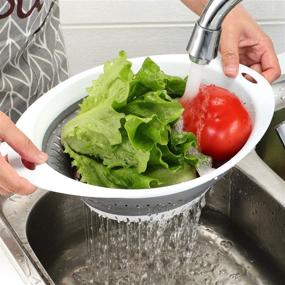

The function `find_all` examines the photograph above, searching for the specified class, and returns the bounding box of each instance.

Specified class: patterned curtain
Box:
[0,0,68,122]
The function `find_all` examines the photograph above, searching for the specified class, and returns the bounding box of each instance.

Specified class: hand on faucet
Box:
[221,5,281,83]
[182,1,281,83]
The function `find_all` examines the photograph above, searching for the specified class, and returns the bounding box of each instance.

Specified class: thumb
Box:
[220,28,240,78]
[0,112,48,164]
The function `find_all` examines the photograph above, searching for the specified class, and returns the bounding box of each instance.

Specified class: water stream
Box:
[56,177,258,285]
[69,62,251,284]
[83,196,206,285]
[183,62,204,100]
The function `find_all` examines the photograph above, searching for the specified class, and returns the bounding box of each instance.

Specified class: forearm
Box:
[181,0,208,15]
[181,0,246,20]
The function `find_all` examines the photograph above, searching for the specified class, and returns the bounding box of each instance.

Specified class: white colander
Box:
[2,54,276,221]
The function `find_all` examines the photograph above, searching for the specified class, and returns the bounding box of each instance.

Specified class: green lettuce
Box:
[61,51,207,189]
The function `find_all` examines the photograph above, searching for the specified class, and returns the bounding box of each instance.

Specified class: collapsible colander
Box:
[3,54,276,221]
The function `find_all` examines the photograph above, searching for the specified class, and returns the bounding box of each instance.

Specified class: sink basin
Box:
[256,108,285,180]
[0,153,285,284]
[255,76,285,180]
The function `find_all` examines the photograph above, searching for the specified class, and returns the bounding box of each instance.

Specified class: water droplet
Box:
[220,240,233,249]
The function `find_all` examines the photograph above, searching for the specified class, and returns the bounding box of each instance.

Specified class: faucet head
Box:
[186,0,242,65]
[186,22,221,65]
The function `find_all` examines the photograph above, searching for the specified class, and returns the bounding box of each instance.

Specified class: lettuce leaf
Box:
[79,50,133,113]
[129,57,186,100]
[61,52,207,189]
[64,144,158,189]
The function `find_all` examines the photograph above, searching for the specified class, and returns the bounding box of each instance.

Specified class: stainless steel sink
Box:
[0,152,285,285]
[256,78,285,180]
[256,108,285,180]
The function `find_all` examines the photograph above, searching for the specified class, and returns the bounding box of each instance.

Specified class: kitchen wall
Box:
[59,0,285,75]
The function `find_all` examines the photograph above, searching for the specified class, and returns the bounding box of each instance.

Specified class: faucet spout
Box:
[187,0,242,65]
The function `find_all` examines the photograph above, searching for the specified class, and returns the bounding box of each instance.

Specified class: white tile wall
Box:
[59,0,285,75]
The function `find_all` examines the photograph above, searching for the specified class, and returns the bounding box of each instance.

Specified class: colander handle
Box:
[1,141,214,200]
[0,141,107,197]
[238,52,285,110]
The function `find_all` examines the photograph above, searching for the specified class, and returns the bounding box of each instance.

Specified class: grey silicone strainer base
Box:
[42,102,210,221]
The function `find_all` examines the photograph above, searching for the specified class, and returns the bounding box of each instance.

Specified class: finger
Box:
[260,38,281,83]
[250,64,263,74]
[261,53,281,83]
[0,156,36,195]
[0,187,11,196]
[22,159,36,170]
[0,112,48,164]
[239,52,256,67]
[220,28,240,78]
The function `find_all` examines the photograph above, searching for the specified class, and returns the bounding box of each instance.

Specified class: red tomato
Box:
[181,85,252,162]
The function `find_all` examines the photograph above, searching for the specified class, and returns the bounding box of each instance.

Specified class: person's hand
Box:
[0,112,48,196]
[220,5,281,83]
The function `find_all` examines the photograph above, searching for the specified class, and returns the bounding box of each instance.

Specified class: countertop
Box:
[0,241,26,285]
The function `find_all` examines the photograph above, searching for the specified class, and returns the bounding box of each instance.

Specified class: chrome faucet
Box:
[187,0,242,65]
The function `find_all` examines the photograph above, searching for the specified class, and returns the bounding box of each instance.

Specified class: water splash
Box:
[83,196,205,284]
[60,193,257,285]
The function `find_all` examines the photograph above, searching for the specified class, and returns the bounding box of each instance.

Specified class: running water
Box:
[75,63,222,285]
[174,61,205,133]
[83,196,206,285]
[66,175,255,285]
[183,62,204,100]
